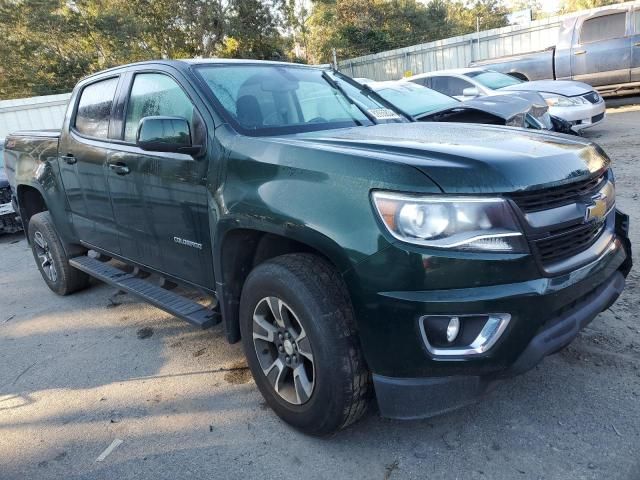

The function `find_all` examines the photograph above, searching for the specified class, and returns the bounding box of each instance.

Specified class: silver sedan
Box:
[408,68,606,132]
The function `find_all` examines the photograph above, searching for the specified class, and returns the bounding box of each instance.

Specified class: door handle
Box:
[573,49,586,55]
[108,162,130,175]
[61,154,76,165]
[634,42,640,47]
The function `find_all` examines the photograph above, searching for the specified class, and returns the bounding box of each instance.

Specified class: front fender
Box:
[211,133,442,342]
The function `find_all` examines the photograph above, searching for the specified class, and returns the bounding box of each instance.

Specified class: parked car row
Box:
[350,67,606,134]
[353,77,560,131]
[408,68,606,132]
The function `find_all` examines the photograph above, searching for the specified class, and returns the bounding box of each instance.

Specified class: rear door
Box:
[571,10,631,86]
[631,8,640,82]
[58,75,122,254]
[106,68,214,288]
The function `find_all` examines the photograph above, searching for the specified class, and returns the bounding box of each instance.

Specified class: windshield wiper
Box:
[330,71,415,122]
[321,70,375,126]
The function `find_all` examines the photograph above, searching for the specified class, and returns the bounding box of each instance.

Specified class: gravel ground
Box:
[1,105,639,480]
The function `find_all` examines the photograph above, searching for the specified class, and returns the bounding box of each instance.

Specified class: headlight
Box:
[372,191,528,252]
[541,92,587,107]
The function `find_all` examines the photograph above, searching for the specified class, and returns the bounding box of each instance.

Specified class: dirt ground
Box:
[1,104,639,480]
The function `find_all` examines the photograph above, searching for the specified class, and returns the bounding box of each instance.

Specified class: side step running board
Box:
[69,256,220,329]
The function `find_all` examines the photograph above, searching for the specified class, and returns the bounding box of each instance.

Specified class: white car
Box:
[408,68,606,132]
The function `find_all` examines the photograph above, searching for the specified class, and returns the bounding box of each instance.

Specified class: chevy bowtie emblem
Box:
[585,193,607,223]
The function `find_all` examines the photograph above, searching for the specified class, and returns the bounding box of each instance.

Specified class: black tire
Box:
[28,212,90,295]
[239,253,371,435]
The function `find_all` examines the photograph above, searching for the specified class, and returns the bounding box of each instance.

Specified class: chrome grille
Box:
[534,221,605,265]
[510,172,607,213]
[582,91,601,104]
[510,170,613,268]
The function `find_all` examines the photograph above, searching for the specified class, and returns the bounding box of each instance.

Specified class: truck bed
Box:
[470,48,555,81]
[4,129,61,192]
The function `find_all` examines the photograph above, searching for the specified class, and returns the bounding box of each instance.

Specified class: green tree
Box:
[0,0,290,99]
[219,0,287,60]
[0,0,512,99]
[560,0,620,13]
[447,0,509,37]
[306,0,508,64]
[282,0,312,62]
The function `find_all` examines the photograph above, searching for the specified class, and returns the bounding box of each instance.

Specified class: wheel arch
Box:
[16,184,48,238]
[16,182,84,257]
[214,222,354,344]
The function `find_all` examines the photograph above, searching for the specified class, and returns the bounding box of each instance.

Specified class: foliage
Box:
[0,0,287,99]
[560,0,620,14]
[307,0,509,63]
[0,0,511,99]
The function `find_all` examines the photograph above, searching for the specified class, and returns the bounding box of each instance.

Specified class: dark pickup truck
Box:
[3,60,632,435]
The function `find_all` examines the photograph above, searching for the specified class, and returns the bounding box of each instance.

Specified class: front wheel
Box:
[239,253,371,435]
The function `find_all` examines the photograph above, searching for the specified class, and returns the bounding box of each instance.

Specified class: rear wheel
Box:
[28,212,90,295]
[239,253,371,435]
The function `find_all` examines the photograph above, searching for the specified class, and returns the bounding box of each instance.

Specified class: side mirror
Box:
[136,116,201,155]
[462,87,480,98]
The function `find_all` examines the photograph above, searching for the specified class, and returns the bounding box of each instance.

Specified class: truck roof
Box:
[81,58,324,83]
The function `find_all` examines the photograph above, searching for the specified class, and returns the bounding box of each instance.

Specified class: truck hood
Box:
[500,80,594,97]
[275,123,608,193]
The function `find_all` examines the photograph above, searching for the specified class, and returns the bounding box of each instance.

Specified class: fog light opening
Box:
[419,313,511,357]
[446,317,460,343]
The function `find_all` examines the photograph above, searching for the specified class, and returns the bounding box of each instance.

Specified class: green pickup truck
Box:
[3,60,632,435]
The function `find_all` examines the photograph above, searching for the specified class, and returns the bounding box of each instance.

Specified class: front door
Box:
[107,71,214,288]
[58,76,122,254]
[571,11,632,86]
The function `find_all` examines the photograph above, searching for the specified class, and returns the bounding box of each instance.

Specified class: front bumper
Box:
[348,210,631,419]
[373,268,625,419]
[548,101,606,131]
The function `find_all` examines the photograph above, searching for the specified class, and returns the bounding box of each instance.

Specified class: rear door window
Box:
[580,13,627,43]
[74,77,119,138]
[429,76,473,97]
[634,9,640,34]
[411,77,432,88]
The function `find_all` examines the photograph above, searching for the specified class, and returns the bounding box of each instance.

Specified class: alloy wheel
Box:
[252,296,315,405]
[33,231,57,283]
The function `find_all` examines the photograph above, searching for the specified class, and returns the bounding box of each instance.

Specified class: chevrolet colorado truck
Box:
[4,60,632,435]
[471,5,640,97]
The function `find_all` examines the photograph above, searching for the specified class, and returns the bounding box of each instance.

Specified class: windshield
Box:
[196,64,393,136]
[373,83,459,117]
[466,71,523,90]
